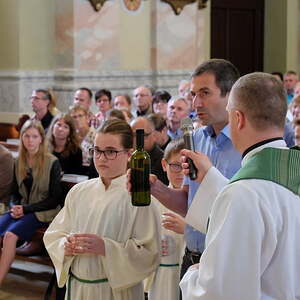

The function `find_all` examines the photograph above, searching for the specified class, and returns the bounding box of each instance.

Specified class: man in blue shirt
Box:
[283,70,298,105]
[150,59,242,282]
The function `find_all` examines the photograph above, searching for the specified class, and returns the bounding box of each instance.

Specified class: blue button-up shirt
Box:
[167,128,183,139]
[183,125,242,253]
[287,93,294,105]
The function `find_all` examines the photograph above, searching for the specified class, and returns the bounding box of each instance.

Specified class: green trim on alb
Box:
[67,272,108,300]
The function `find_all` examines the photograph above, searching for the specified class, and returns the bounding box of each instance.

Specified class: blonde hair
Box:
[69,104,88,116]
[18,120,47,180]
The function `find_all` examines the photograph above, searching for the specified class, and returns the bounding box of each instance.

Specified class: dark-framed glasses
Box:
[166,161,183,173]
[89,147,127,160]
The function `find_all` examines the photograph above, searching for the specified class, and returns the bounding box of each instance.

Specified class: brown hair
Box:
[106,109,126,121]
[163,138,185,161]
[48,114,80,157]
[147,113,167,132]
[284,70,298,77]
[293,117,300,127]
[18,120,47,179]
[230,72,287,130]
[114,94,132,106]
[97,119,133,149]
[192,59,240,97]
[120,108,133,121]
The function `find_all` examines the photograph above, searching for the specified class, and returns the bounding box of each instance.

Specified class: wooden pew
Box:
[14,227,56,300]
[0,122,19,141]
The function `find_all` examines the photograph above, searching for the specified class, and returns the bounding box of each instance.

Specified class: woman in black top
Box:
[48,114,84,175]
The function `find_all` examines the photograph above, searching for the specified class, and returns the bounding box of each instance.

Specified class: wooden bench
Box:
[0,122,19,141]
[13,228,57,300]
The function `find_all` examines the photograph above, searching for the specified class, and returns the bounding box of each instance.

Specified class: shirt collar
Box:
[99,173,127,190]
[242,137,283,158]
[203,124,230,139]
[242,139,287,167]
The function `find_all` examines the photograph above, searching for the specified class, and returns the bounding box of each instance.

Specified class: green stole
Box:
[229,147,300,195]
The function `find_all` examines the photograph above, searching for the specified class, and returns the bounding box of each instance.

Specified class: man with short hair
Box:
[283,70,299,104]
[147,113,171,151]
[30,89,54,133]
[131,117,168,185]
[180,72,300,300]
[73,87,100,129]
[148,59,241,282]
[133,86,153,116]
[167,96,190,139]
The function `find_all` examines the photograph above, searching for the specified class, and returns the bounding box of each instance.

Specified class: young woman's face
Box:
[53,119,70,140]
[93,133,130,180]
[96,95,111,114]
[22,127,42,154]
[162,152,184,189]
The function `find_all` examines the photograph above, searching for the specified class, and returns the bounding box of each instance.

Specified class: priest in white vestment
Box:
[44,120,161,300]
[180,73,300,300]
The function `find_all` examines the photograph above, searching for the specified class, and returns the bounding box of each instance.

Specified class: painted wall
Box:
[264,0,300,73]
[55,0,208,71]
[0,0,19,69]
[19,0,55,70]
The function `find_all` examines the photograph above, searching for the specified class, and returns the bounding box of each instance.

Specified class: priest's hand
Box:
[181,149,212,183]
[69,233,106,256]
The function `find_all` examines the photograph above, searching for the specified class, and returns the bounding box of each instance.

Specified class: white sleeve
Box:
[180,182,275,300]
[43,189,76,287]
[101,203,161,291]
[185,167,229,233]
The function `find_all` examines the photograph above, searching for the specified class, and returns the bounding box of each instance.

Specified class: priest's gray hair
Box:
[229,72,287,130]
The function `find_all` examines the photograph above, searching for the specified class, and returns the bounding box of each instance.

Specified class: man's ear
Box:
[235,110,245,130]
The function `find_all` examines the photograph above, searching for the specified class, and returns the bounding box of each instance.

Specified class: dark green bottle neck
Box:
[136,130,144,151]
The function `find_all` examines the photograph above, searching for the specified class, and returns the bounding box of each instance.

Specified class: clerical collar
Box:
[242,137,283,158]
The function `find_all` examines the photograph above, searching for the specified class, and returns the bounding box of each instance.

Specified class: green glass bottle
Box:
[130,129,151,206]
